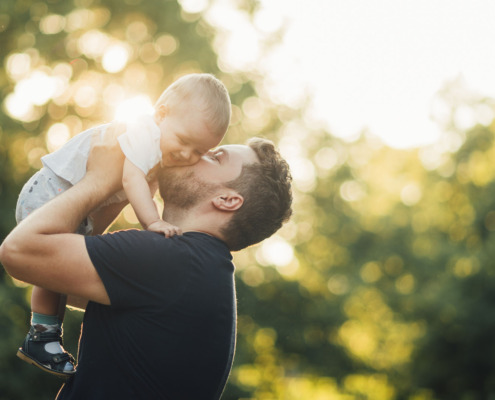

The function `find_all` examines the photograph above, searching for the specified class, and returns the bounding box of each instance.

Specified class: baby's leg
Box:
[17,286,75,377]
[15,169,75,376]
[31,287,68,331]
[31,286,61,316]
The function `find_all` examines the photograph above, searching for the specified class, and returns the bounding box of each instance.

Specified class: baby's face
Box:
[155,104,222,167]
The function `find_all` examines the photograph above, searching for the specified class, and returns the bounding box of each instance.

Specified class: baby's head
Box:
[154,73,231,167]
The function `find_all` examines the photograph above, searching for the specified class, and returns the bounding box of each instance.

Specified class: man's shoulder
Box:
[87,229,191,253]
[88,230,231,258]
[89,229,163,247]
[86,230,187,272]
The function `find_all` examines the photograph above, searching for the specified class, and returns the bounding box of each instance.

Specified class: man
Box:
[0,126,292,399]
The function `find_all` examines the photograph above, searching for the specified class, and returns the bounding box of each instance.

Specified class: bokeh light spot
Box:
[241,266,265,287]
[340,180,366,202]
[155,34,178,56]
[39,14,65,34]
[395,274,415,294]
[78,30,109,58]
[6,53,31,81]
[102,44,129,73]
[289,157,316,193]
[256,236,294,267]
[400,183,422,206]
[65,9,95,32]
[179,0,208,14]
[74,85,97,108]
[314,147,339,171]
[46,123,71,152]
[139,42,160,64]
[126,21,149,43]
[18,71,58,106]
[360,262,382,283]
[114,95,154,122]
[4,93,33,121]
[327,274,350,296]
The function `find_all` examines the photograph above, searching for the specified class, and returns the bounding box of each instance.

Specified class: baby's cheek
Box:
[160,146,171,157]
[191,155,202,165]
[160,154,173,167]
[161,157,188,168]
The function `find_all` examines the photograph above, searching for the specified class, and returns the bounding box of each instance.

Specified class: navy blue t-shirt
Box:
[57,230,236,400]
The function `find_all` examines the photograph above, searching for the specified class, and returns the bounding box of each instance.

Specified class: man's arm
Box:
[90,200,128,235]
[0,124,125,305]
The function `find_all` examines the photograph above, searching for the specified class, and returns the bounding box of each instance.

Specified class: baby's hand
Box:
[147,220,182,237]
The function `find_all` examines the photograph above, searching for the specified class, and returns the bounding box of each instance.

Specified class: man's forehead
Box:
[219,144,246,151]
[219,144,258,163]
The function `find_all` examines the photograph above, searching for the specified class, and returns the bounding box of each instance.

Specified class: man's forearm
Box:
[18,176,105,234]
[0,172,113,303]
[0,176,108,269]
[0,128,123,304]
[2,125,123,247]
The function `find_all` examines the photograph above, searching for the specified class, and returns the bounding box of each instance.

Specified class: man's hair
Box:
[220,138,293,251]
[155,73,231,137]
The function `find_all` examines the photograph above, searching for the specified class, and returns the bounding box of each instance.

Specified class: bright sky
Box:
[7,0,495,152]
[237,0,495,148]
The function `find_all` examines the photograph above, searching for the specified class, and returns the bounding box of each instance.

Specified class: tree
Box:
[0,0,255,398]
[2,1,495,399]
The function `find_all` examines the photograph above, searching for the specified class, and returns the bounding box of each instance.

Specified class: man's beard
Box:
[157,167,221,210]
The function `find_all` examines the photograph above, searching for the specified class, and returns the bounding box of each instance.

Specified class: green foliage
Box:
[2,1,495,399]
[0,0,253,398]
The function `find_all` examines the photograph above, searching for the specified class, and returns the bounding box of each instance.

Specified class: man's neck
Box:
[162,206,225,240]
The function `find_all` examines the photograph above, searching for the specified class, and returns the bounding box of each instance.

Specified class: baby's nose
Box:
[179,150,191,160]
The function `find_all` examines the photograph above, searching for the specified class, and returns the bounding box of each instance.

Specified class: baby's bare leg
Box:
[31,286,61,316]
[32,288,67,326]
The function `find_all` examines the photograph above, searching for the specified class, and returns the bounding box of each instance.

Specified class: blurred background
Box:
[2,0,495,399]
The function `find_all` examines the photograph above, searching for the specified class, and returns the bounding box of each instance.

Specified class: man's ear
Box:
[154,104,168,124]
[212,192,244,211]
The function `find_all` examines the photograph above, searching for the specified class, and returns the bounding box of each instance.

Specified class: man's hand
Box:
[147,220,182,238]
[85,122,126,199]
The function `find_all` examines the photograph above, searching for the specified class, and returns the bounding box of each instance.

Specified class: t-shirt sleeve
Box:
[85,230,187,309]
[117,115,162,175]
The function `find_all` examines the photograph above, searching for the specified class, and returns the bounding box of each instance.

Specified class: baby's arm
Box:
[122,159,182,237]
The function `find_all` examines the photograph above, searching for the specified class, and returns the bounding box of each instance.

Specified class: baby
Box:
[14,73,231,377]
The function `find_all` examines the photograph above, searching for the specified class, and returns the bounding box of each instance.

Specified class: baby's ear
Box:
[212,192,243,211]
[155,104,168,123]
